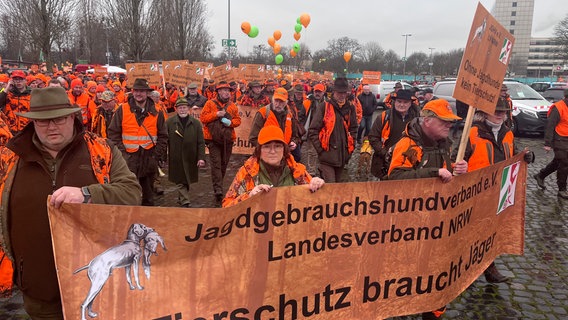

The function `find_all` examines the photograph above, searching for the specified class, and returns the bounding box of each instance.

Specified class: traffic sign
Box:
[222,39,237,47]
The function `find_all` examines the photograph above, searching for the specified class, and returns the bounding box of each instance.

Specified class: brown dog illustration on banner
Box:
[73,223,167,320]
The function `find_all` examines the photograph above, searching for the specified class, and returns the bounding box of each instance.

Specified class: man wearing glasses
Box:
[0,70,32,134]
[0,87,141,318]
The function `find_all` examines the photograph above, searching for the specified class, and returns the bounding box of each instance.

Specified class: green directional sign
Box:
[222,39,237,47]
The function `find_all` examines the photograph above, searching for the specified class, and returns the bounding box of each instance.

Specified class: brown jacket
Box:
[0,119,141,301]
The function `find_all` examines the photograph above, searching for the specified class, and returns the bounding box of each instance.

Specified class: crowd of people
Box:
[0,66,564,319]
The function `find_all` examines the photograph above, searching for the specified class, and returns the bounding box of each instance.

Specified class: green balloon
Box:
[293,43,300,53]
[297,17,301,24]
[275,54,284,65]
[248,26,259,38]
[294,23,302,33]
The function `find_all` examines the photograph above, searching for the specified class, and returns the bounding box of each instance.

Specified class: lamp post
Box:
[402,34,412,75]
[428,47,435,80]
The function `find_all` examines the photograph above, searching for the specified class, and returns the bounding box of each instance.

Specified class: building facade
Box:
[492,0,535,76]
[527,37,565,78]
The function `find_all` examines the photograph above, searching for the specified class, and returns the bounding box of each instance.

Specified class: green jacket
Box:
[166,114,206,184]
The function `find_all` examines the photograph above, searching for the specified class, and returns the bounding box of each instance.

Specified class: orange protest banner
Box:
[210,64,235,83]
[162,60,190,87]
[49,155,526,320]
[240,64,265,82]
[232,105,255,154]
[454,3,515,114]
[362,71,382,85]
[125,62,161,87]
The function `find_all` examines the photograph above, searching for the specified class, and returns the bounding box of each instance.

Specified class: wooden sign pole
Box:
[455,105,476,163]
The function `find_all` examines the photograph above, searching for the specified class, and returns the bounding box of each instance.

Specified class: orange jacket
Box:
[200,99,241,141]
[467,126,514,172]
[0,132,111,296]
[222,155,311,207]
[68,91,97,126]
[257,106,293,143]
[239,93,270,108]
[2,89,31,134]
[552,99,568,136]
[121,103,159,152]
[114,89,127,104]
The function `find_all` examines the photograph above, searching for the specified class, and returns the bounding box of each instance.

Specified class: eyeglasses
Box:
[261,143,284,152]
[34,116,69,127]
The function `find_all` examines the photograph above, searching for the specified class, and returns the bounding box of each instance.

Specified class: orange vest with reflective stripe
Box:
[258,106,293,144]
[552,100,568,137]
[0,132,111,296]
[467,126,514,172]
[121,105,158,152]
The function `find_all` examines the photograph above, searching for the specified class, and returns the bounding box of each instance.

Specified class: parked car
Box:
[542,87,567,103]
[433,80,551,135]
[368,81,413,108]
[530,81,568,93]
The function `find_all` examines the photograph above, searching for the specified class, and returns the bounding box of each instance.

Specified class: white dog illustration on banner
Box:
[74,223,167,320]
[471,17,487,45]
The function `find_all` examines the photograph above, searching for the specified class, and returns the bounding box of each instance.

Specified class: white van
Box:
[368,81,413,108]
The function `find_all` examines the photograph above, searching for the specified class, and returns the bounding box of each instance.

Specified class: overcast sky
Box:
[204,0,567,57]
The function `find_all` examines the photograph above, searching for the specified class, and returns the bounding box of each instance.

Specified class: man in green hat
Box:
[0,87,141,318]
[166,97,206,207]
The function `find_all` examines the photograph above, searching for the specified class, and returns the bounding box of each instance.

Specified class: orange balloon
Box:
[290,49,297,57]
[344,51,352,63]
[241,21,251,35]
[267,36,275,47]
[273,30,282,41]
[273,43,281,55]
[293,32,301,41]
[300,13,311,28]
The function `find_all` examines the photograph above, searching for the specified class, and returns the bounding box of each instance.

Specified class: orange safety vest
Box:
[68,91,96,126]
[3,91,31,133]
[0,132,111,296]
[121,105,159,152]
[467,126,514,172]
[258,106,293,144]
[318,101,355,154]
[551,100,568,137]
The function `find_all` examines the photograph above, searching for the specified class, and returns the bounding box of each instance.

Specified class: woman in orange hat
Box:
[223,126,324,207]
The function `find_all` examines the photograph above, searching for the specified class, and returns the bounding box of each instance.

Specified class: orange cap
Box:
[258,125,286,145]
[96,84,106,93]
[421,99,462,122]
[273,87,288,101]
[313,83,325,92]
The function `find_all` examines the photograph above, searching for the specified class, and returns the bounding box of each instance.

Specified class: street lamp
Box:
[428,47,435,80]
[402,34,412,75]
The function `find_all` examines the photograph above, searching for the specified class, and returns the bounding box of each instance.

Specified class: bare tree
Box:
[360,41,385,67]
[553,13,568,62]
[406,52,428,78]
[0,0,77,64]
[102,0,156,62]
[383,49,400,77]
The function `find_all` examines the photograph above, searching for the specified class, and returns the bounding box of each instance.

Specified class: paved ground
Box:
[1,125,567,319]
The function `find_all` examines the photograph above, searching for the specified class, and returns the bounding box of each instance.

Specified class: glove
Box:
[523,151,535,164]
[220,118,231,127]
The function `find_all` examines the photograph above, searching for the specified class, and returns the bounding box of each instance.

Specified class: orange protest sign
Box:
[125,62,161,87]
[162,60,190,87]
[232,105,255,154]
[240,64,265,82]
[362,71,382,85]
[210,64,235,83]
[454,3,515,114]
[50,155,526,320]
